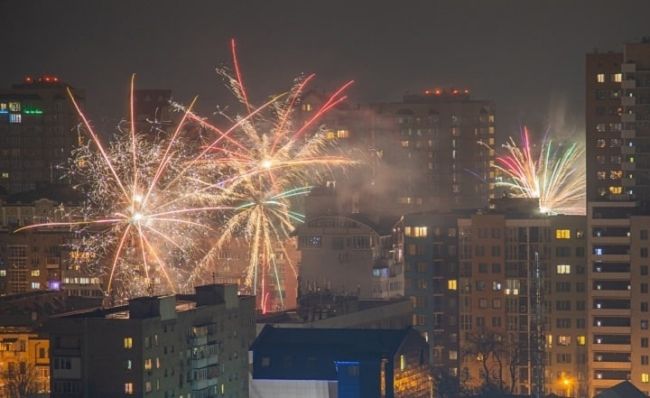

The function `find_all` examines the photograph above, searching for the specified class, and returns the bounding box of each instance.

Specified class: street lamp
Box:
[561,376,573,397]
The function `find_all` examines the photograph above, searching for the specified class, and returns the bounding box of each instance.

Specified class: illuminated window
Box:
[613,73,623,82]
[301,103,312,112]
[405,226,427,238]
[556,229,571,239]
[0,270,6,277]
[336,129,349,138]
[401,140,409,147]
[145,381,152,392]
[325,130,336,140]
[609,186,622,194]
[557,265,571,274]
[596,73,605,83]
[400,354,406,371]
[31,270,40,277]
[449,350,458,360]
[144,358,152,370]
[610,170,623,179]
[124,337,133,349]
[1,172,8,179]
[31,282,40,289]
[577,336,586,345]
[643,373,649,383]
[8,102,20,112]
[448,280,457,290]
[125,383,134,394]
[558,336,571,346]
[0,103,6,111]
[596,139,606,148]
[9,114,21,124]
[126,360,132,370]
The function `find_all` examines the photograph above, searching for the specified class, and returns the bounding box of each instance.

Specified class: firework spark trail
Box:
[186,40,355,313]
[485,127,585,215]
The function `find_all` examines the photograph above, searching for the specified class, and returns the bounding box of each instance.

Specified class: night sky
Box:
[2,0,650,139]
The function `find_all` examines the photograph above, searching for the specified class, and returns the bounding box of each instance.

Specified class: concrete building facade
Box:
[46,284,255,398]
[0,76,82,194]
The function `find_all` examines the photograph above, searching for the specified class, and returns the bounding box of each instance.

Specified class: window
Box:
[643,373,650,383]
[31,270,40,277]
[642,230,649,240]
[556,264,571,274]
[145,382,152,393]
[8,102,20,111]
[405,226,427,238]
[126,360,132,370]
[558,336,571,346]
[479,299,488,309]
[556,229,571,239]
[261,357,270,367]
[0,270,5,277]
[31,282,40,289]
[577,336,586,346]
[336,129,349,139]
[597,73,605,83]
[642,248,648,258]
[613,73,623,82]
[125,383,134,394]
[448,280,457,290]
[124,337,133,349]
[400,354,406,371]
[301,103,312,112]
[144,358,152,370]
[9,114,21,124]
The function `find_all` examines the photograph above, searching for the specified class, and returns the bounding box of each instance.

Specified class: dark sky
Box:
[2,0,650,139]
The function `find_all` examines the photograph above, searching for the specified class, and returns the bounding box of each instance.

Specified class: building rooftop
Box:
[53,284,251,320]
[252,325,415,357]
[594,381,646,398]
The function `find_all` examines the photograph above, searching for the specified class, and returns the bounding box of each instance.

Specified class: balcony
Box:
[590,308,631,317]
[591,290,631,298]
[591,236,630,245]
[622,79,636,89]
[622,162,636,171]
[622,63,636,73]
[592,344,631,352]
[621,113,636,123]
[622,178,636,187]
[621,129,636,139]
[622,96,636,106]
[591,326,631,334]
[621,146,635,155]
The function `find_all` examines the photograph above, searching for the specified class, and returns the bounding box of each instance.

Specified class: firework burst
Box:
[182,40,355,312]
[16,76,228,300]
[488,127,585,215]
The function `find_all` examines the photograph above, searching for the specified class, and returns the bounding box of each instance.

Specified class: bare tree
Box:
[463,329,508,393]
[1,363,39,398]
